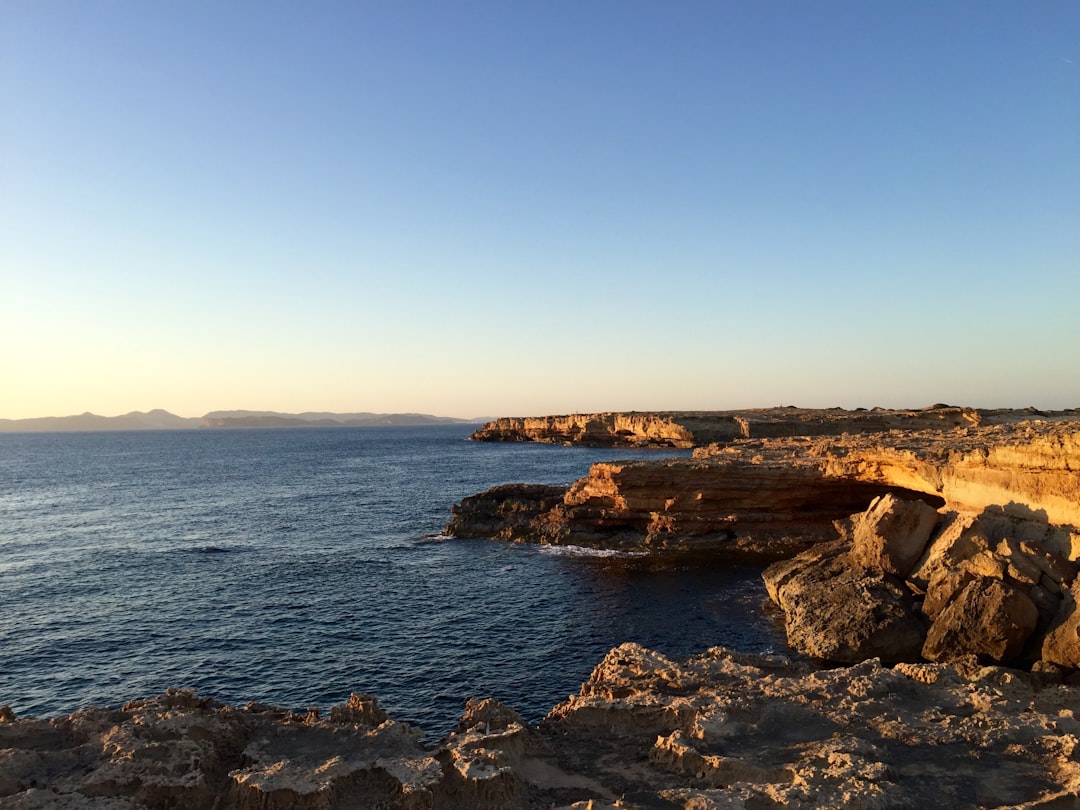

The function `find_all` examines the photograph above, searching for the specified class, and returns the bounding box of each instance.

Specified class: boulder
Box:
[762,538,849,606]
[770,552,926,664]
[850,493,940,578]
[908,511,990,589]
[922,568,974,621]
[1041,580,1080,668]
[922,577,1039,664]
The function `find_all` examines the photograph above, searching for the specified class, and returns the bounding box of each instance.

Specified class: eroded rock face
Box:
[469,406,1008,448]
[445,484,567,543]
[764,491,1079,668]
[764,542,926,664]
[453,417,1080,568]
[922,577,1040,664]
[849,492,940,577]
[542,642,1080,809]
[447,456,940,562]
[1042,580,1080,668]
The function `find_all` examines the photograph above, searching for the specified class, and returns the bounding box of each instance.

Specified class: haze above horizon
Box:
[2,2,1077,421]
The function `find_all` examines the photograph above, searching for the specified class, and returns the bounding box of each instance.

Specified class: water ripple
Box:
[0,425,786,736]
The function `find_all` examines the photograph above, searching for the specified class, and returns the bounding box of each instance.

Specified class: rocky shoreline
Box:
[6,406,1080,808]
[468,406,1077,448]
[6,644,1080,809]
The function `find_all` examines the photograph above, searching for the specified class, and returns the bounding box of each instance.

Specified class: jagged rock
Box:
[923,567,975,620]
[456,697,524,733]
[5,644,1080,808]
[770,555,927,664]
[761,537,849,606]
[908,511,990,589]
[445,483,567,542]
[1042,580,1080,668]
[453,417,1080,567]
[470,406,997,448]
[543,642,1080,808]
[448,457,938,562]
[922,577,1039,664]
[849,493,940,577]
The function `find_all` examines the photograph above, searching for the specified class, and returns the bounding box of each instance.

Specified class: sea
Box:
[0,424,787,737]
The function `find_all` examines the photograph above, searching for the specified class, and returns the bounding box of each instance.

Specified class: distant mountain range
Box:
[0,409,483,433]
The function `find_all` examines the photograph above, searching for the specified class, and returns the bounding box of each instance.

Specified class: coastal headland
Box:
[6,406,1080,808]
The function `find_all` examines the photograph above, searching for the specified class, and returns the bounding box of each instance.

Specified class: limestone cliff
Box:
[451,418,1080,563]
[469,406,1073,448]
[5,646,1080,809]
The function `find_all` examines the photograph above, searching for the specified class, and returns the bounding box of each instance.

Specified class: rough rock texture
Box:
[922,576,1041,663]
[452,417,1080,566]
[539,643,1080,809]
[469,406,1032,448]
[831,431,1080,536]
[7,644,1080,809]
[765,545,927,664]
[447,456,942,562]
[849,492,939,577]
[764,488,1080,668]
[1042,579,1080,668]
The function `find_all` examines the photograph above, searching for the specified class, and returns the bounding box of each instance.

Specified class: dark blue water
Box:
[0,425,785,736]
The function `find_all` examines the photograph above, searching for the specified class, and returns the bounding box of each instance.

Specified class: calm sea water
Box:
[0,425,786,736]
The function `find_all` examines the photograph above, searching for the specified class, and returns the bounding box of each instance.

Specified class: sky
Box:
[2,1,1078,419]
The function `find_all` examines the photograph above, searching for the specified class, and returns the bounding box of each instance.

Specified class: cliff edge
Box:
[450,417,1080,560]
[469,406,1075,448]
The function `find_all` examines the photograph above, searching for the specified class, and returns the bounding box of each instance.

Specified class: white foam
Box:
[535,544,647,558]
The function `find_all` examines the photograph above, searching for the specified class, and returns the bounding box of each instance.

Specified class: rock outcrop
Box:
[447,456,941,561]
[765,489,1080,670]
[453,418,1080,565]
[470,406,1075,448]
[7,645,1080,808]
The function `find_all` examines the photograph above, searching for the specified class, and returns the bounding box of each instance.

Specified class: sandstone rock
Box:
[762,538,849,606]
[1042,579,1080,668]
[964,549,1010,580]
[6,644,1080,808]
[922,567,974,620]
[544,642,1080,808]
[444,483,567,542]
[471,406,1008,448]
[456,415,1080,565]
[849,493,940,577]
[768,551,926,664]
[449,456,940,562]
[456,697,524,733]
[922,577,1039,664]
[908,511,990,589]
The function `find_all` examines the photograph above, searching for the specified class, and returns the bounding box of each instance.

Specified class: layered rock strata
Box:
[471,406,1075,448]
[450,419,1079,563]
[447,457,941,561]
[5,644,1080,809]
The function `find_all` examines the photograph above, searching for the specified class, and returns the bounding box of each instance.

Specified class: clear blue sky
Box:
[2,1,1077,418]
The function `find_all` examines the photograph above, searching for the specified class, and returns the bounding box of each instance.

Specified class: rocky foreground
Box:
[5,643,1080,809]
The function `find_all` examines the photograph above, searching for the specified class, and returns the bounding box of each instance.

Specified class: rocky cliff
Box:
[451,416,1080,676]
[450,418,1080,561]
[5,645,1080,809]
[469,406,1074,448]
[447,456,943,561]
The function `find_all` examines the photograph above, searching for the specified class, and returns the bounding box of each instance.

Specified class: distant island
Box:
[0,409,482,433]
